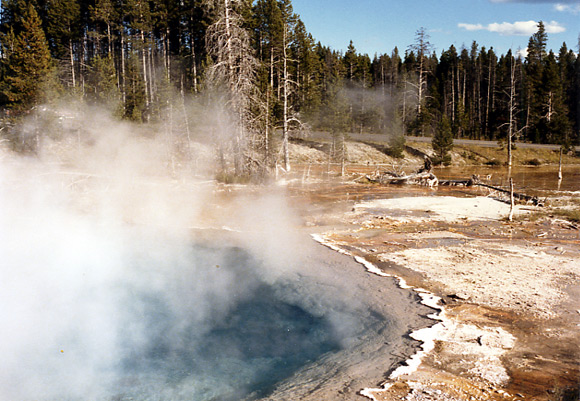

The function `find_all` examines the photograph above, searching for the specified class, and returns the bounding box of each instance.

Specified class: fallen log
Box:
[439,179,476,187]
[471,176,543,206]
[365,155,438,187]
[365,154,541,206]
[365,169,542,206]
[367,171,438,187]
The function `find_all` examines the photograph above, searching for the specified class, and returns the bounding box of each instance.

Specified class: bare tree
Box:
[205,0,266,176]
[508,177,515,221]
[501,53,525,167]
[507,56,516,167]
[409,27,433,117]
[281,22,291,171]
[279,15,308,172]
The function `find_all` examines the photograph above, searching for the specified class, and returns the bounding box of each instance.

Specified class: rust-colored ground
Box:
[289,173,580,400]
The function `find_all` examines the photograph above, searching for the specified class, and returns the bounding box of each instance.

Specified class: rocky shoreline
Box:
[292,177,580,401]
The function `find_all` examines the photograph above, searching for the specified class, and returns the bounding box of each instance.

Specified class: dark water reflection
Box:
[434,165,580,195]
[111,245,343,401]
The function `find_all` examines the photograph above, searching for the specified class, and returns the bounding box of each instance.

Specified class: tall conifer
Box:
[46,0,81,87]
[0,3,52,111]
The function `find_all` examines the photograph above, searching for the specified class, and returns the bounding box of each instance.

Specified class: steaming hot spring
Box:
[0,135,431,401]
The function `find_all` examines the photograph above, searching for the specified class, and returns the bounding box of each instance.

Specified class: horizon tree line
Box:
[0,0,579,170]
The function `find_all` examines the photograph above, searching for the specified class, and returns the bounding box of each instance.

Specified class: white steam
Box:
[0,108,368,400]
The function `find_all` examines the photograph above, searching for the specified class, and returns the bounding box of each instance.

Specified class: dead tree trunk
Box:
[282,26,290,172]
[120,33,126,104]
[507,56,516,167]
[205,0,264,177]
[558,148,563,181]
[475,179,542,206]
[69,38,76,87]
[141,31,149,107]
[508,177,515,221]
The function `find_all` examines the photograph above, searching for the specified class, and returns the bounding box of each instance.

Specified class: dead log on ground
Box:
[439,178,477,186]
[366,171,438,187]
[365,156,438,187]
[364,169,542,206]
[471,176,543,206]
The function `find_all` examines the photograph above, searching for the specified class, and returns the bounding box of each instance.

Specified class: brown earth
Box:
[287,168,580,401]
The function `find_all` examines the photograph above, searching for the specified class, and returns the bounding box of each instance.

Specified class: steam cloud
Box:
[0,107,370,400]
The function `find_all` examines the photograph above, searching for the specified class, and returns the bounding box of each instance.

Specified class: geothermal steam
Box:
[0,109,367,400]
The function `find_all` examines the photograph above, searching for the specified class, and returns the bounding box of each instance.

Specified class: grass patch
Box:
[485,159,502,166]
[432,155,452,166]
[215,171,256,184]
[551,208,580,223]
[524,158,542,166]
[504,210,545,223]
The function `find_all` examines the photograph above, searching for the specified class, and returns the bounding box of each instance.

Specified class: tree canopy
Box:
[0,1,578,156]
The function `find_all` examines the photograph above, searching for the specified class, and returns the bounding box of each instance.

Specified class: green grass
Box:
[407,141,580,166]
[551,208,580,223]
[524,158,542,166]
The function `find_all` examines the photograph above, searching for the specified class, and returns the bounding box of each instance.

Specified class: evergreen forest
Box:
[1,0,579,173]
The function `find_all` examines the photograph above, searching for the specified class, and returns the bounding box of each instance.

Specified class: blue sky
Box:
[291,0,580,58]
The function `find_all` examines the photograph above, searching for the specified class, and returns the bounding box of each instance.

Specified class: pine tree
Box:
[527,21,547,64]
[464,42,477,138]
[525,21,548,142]
[538,51,571,146]
[436,45,458,128]
[323,80,349,175]
[151,0,181,78]
[574,47,580,144]
[126,0,153,109]
[122,54,146,121]
[1,0,579,153]
[558,43,578,146]
[86,54,121,111]
[482,47,497,139]
[293,19,321,118]
[432,115,453,165]
[181,0,209,93]
[344,40,357,82]
[271,0,301,171]
[496,50,523,166]
[90,0,118,55]
[0,3,53,112]
[0,0,36,35]
[45,0,81,88]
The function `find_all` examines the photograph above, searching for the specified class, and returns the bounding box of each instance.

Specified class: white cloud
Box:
[458,23,485,31]
[554,3,580,13]
[458,20,566,36]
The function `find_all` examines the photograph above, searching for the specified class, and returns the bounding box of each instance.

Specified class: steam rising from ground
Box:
[0,109,377,400]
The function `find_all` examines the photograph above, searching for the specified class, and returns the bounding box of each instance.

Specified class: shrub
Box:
[525,158,542,166]
[485,159,502,166]
[432,116,453,164]
[432,154,452,166]
[553,208,580,223]
[387,134,406,159]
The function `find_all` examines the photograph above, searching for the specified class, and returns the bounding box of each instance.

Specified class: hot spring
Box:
[0,129,433,400]
[103,244,343,401]
[0,228,432,400]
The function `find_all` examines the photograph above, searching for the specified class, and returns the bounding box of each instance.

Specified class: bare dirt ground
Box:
[288,162,580,401]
